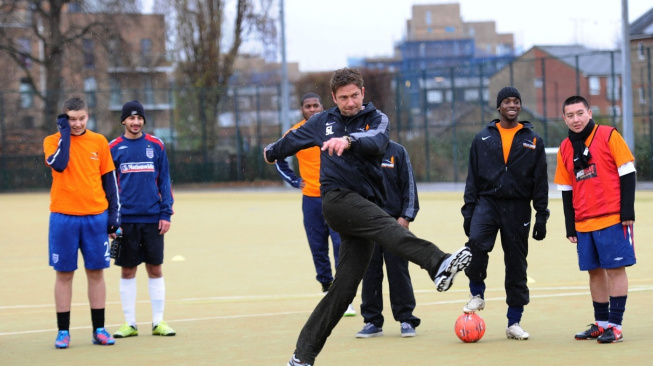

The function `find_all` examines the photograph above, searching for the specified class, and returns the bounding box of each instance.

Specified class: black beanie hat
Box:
[121,100,146,123]
[496,86,521,108]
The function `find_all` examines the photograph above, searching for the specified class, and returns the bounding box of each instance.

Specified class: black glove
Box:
[57,114,69,131]
[463,217,471,237]
[107,210,121,235]
[532,221,546,241]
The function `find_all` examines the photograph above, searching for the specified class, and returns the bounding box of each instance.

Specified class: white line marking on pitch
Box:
[1,285,652,337]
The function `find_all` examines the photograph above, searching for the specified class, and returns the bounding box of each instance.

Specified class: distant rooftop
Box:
[537,45,622,76]
[630,7,653,38]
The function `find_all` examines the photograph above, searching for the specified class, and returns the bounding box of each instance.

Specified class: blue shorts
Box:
[49,212,111,272]
[577,223,637,271]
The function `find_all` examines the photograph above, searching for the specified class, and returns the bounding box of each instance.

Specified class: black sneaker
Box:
[574,323,604,340]
[597,326,623,343]
[321,281,332,293]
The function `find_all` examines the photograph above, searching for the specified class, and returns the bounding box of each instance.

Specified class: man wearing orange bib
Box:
[554,95,636,343]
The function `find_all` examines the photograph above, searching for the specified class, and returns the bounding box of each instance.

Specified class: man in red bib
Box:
[554,95,636,344]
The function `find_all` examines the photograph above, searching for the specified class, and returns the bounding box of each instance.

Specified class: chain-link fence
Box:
[1,47,652,192]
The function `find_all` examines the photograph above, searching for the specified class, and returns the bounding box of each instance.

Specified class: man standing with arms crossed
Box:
[110,100,176,338]
[44,97,120,348]
[461,87,549,340]
[356,140,421,338]
[554,95,636,343]
[264,68,471,366]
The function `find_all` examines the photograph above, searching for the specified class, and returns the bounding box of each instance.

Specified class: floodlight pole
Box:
[279,0,290,134]
[621,0,634,151]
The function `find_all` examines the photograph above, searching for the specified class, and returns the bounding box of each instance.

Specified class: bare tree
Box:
[0,0,138,131]
[167,0,276,157]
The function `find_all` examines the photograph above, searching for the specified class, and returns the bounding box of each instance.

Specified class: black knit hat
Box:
[496,86,521,108]
[121,100,147,123]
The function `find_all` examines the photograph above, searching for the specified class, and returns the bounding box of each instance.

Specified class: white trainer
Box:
[463,295,485,313]
[343,303,356,317]
[506,323,530,340]
[434,246,472,292]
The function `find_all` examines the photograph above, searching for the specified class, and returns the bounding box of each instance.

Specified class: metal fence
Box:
[1,47,652,192]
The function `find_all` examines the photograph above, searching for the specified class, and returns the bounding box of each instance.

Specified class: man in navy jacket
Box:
[109,101,175,339]
[356,140,422,339]
[265,68,471,366]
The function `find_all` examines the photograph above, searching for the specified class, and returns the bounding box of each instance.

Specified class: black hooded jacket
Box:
[462,120,549,222]
[266,102,390,206]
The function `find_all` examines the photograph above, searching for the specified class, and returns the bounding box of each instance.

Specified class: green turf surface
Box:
[1,189,651,365]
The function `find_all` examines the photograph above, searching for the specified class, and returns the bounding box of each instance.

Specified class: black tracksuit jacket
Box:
[265,102,390,206]
[462,120,549,223]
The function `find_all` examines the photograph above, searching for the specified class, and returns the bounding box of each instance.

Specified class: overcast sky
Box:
[145,0,652,72]
[283,0,652,72]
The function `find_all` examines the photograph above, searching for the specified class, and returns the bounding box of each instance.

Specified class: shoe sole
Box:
[92,340,115,345]
[597,337,623,343]
[113,333,138,338]
[153,332,176,336]
[356,332,383,338]
[575,336,600,340]
[435,248,472,292]
[463,304,485,313]
[507,336,529,340]
[401,332,417,338]
[55,344,69,349]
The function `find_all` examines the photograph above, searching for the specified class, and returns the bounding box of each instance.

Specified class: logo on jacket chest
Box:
[381,156,395,169]
[120,162,155,173]
[146,146,154,158]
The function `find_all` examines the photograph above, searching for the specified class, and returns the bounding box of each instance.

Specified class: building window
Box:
[608,105,621,117]
[638,42,645,61]
[427,90,443,103]
[110,77,121,107]
[19,78,33,108]
[141,38,152,65]
[144,78,155,105]
[589,76,600,95]
[638,87,646,105]
[87,115,96,131]
[17,38,31,68]
[68,2,82,13]
[534,78,543,88]
[83,39,94,69]
[464,89,479,101]
[590,105,600,115]
[107,39,121,67]
[84,77,97,107]
[425,11,432,25]
[606,76,620,101]
[445,26,455,33]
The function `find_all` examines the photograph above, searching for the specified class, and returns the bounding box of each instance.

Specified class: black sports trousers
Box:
[360,242,420,328]
[465,196,531,307]
[293,188,446,364]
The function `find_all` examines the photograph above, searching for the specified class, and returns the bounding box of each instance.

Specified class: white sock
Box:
[597,320,609,329]
[119,278,137,326]
[149,277,165,326]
